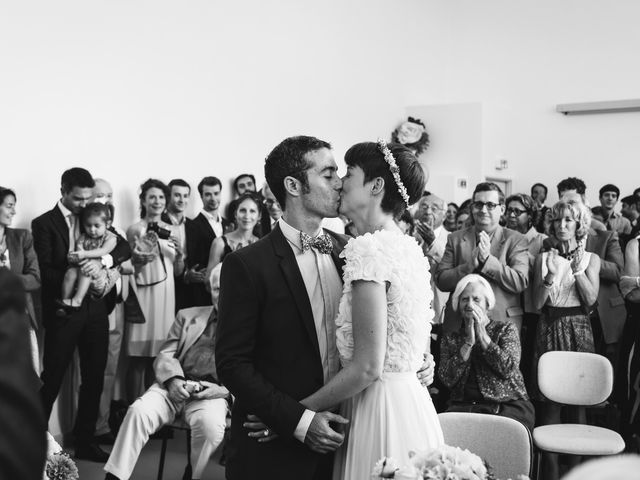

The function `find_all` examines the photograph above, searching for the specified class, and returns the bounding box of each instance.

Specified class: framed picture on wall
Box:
[485,177,512,196]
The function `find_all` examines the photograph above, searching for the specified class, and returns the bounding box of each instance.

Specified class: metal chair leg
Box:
[157,427,170,480]
[183,429,192,480]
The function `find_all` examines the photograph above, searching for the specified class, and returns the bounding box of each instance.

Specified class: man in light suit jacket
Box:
[435,182,529,334]
[104,264,229,480]
[216,136,350,480]
[586,228,626,361]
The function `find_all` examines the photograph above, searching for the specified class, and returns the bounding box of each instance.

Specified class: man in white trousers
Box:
[104,264,229,480]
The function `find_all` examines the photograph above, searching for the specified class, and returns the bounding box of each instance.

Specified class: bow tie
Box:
[300,231,333,254]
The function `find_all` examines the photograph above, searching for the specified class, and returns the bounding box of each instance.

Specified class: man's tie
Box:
[300,232,333,255]
[68,214,79,251]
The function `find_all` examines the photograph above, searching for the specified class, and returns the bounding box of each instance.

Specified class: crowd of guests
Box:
[2,166,640,479]
[409,178,640,480]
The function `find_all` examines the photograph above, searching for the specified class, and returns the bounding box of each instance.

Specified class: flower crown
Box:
[377,138,411,208]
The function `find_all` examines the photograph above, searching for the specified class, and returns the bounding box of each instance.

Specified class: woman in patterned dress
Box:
[439,274,535,431]
[532,199,600,480]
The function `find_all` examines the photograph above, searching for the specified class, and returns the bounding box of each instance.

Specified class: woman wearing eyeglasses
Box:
[505,193,547,388]
[532,199,600,480]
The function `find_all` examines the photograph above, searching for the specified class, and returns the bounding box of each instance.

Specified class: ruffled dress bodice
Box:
[335,230,434,373]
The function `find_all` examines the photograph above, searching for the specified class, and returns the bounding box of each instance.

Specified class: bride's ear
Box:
[371,177,385,197]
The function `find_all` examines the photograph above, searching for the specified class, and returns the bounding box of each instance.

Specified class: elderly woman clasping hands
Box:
[438,274,534,431]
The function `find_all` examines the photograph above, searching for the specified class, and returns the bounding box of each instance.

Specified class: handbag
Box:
[123,287,146,324]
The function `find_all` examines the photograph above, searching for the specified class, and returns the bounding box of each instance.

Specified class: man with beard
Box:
[216,136,350,479]
[32,168,131,461]
[163,179,195,310]
[186,177,230,306]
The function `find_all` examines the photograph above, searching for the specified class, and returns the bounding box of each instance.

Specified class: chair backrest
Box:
[537,351,613,406]
[438,412,532,479]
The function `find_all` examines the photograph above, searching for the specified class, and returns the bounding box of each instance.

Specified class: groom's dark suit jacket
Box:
[216,224,348,480]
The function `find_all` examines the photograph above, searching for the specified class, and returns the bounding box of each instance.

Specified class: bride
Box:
[299,140,444,478]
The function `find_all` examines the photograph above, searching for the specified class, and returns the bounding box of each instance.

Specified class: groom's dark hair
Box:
[264,136,331,210]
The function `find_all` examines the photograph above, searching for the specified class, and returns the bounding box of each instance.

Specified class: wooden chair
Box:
[438,411,533,479]
[533,351,625,476]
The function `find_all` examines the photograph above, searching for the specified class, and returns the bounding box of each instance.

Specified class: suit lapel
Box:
[197,213,216,239]
[51,205,70,251]
[178,307,212,362]
[490,226,506,258]
[325,229,347,280]
[5,229,22,271]
[461,226,476,260]
[270,225,321,358]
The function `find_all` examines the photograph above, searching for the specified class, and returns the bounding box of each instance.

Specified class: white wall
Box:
[1,0,445,229]
[417,0,640,207]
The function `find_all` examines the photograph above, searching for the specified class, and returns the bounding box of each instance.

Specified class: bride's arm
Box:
[300,280,387,412]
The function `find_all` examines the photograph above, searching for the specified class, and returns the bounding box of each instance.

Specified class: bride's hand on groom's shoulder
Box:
[305,411,349,454]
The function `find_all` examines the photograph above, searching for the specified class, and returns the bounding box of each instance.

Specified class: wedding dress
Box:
[333,230,444,479]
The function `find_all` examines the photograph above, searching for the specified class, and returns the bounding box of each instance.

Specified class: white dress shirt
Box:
[167,213,188,263]
[201,210,224,238]
[278,218,342,443]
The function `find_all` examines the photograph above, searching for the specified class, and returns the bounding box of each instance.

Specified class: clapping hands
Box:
[545,248,562,276]
[471,231,491,269]
[414,220,435,249]
[477,231,491,263]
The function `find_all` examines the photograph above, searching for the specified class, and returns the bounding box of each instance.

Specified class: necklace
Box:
[558,245,581,261]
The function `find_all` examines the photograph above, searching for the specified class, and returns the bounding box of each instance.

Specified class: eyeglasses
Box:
[263,199,278,207]
[471,201,501,212]
[506,207,527,216]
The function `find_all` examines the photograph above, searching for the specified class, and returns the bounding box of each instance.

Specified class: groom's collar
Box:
[278,218,323,252]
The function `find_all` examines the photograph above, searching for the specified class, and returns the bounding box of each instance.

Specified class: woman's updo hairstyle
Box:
[344,142,426,217]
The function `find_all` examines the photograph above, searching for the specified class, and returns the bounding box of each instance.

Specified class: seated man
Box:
[104,264,228,480]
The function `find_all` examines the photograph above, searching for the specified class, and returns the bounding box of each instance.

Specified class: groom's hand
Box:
[305,411,349,454]
[417,353,435,388]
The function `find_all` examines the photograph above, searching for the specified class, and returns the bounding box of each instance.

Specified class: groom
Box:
[216,136,350,480]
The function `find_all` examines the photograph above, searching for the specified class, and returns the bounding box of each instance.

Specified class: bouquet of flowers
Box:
[44,432,79,480]
[372,445,529,480]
